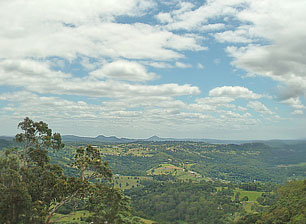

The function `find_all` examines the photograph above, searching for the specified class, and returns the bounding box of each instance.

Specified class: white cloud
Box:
[156,12,174,24]
[214,26,256,43]
[196,96,234,105]
[189,96,235,112]
[197,63,204,69]
[237,106,247,111]
[0,90,260,137]
[0,59,200,98]
[247,101,274,115]
[90,60,158,82]
[0,0,304,139]
[223,0,306,99]
[281,97,305,109]
[175,62,192,68]
[155,1,195,24]
[143,61,174,69]
[0,1,205,61]
[0,91,104,120]
[199,23,226,32]
[157,0,247,31]
[209,86,262,99]
[292,110,304,115]
[0,22,204,61]
[0,0,155,26]
[101,96,186,111]
[281,97,305,115]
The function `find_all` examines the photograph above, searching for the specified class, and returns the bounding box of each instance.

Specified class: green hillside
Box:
[2,131,306,224]
[47,141,306,183]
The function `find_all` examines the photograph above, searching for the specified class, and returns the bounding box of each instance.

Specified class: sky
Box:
[0,0,306,140]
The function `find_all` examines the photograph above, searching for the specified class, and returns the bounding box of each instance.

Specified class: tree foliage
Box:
[236,180,306,224]
[0,117,141,224]
[126,180,241,224]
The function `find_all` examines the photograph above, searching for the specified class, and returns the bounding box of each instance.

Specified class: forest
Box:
[0,118,305,223]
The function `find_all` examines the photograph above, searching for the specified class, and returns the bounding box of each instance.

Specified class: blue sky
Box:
[0,0,305,140]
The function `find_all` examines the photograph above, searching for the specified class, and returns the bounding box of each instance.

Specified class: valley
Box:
[1,136,305,223]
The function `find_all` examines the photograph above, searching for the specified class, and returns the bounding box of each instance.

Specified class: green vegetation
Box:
[147,163,202,181]
[236,180,306,223]
[126,180,241,224]
[234,189,263,202]
[1,118,306,224]
[0,118,142,224]
[51,210,90,223]
[140,218,156,224]
[113,176,153,190]
[44,140,306,184]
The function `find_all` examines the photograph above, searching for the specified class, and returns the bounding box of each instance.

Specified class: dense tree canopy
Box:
[126,180,242,224]
[0,117,141,224]
[236,180,306,224]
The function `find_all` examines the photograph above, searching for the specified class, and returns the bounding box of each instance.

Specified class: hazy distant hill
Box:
[62,134,135,143]
[0,138,13,149]
[61,134,306,145]
[2,134,306,146]
[0,136,14,141]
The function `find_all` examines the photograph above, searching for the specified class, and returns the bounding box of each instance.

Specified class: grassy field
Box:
[51,210,90,223]
[234,189,263,213]
[113,175,153,190]
[146,163,202,181]
[99,145,154,157]
[140,217,157,224]
[216,187,263,213]
[234,189,263,201]
[52,211,155,224]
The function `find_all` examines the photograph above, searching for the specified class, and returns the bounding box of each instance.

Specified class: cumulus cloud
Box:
[1,0,155,24]
[196,96,234,105]
[237,106,247,111]
[292,110,304,115]
[214,26,256,43]
[0,22,204,61]
[0,59,200,98]
[209,86,262,99]
[0,0,303,139]
[175,62,192,68]
[280,97,305,115]
[155,0,247,31]
[0,1,205,61]
[0,90,260,137]
[0,0,209,137]
[223,0,306,99]
[189,96,235,112]
[247,101,274,115]
[143,61,174,69]
[90,60,158,82]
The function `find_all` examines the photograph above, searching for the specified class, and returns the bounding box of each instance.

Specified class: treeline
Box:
[0,118,142,224]
[126,180,242,224]
[236,180,306,223]
[125,179,305,224]
[40,137,306,184]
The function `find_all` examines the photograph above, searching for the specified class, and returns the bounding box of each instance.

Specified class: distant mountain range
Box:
[61,134,245,144]
[61,135,306,145]
[61,135,135,143]
[1,135,306,145]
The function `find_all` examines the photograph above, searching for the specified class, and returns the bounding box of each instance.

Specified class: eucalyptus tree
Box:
[0,117,141,224]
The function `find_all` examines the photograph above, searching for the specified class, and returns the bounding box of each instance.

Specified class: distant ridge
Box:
[2,135,305,145]
[62,135,136,143]
[0,136,14,141]
[144,135,177,142]
[61,134,254,144]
